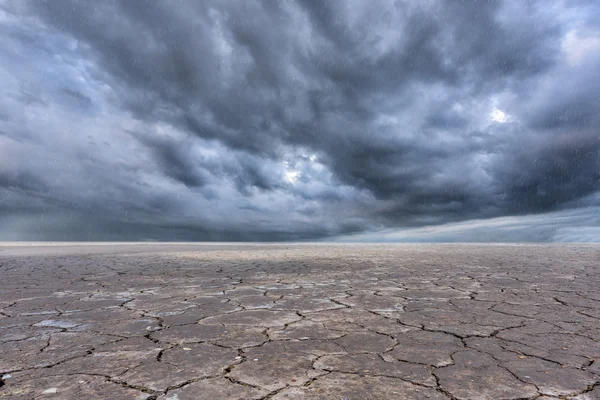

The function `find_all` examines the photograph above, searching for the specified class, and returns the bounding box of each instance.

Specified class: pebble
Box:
[42,388,58,394]
[183,347,192,351]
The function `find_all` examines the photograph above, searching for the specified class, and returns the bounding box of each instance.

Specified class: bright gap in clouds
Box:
[490,108,508,123]
[285,170,300,183]
[282,160,301,184]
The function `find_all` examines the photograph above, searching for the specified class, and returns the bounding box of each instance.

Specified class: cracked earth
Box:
[0,243,599,400]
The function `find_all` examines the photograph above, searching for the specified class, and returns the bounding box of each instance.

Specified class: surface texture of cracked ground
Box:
[0,243,599,400]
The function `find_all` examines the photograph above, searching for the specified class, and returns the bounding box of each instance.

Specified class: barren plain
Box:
[0,243,599,399]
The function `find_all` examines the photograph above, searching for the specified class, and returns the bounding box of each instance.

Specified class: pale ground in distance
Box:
[0,243,599,400]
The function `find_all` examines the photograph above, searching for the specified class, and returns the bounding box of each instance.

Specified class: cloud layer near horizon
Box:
[0,0,599,241]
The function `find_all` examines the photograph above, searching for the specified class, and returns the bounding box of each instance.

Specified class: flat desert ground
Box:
[0,243,599,400]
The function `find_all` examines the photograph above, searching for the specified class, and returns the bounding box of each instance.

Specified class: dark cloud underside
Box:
[0,0,598,241]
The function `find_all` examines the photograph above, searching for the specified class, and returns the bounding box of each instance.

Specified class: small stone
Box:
[253,358,259,361]
[42,388,58,394]
[235,356,242,360]
[2,374,12,379]
[183,347,192,351]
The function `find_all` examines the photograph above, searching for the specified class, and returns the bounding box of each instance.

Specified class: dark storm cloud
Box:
[130,131,282,193]
[0,0,599,241]
[498,134,600,213]
[132,132,210,188]
[0,170,48,195]
[60,88,93,108]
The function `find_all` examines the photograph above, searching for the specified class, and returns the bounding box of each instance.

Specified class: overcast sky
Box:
[0,0,599,242]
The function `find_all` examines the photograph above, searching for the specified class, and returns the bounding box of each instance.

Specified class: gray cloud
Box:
[0,0,598,241]
[335,207,600,243]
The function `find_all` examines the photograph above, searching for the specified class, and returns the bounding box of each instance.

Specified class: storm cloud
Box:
[0,0,598,241]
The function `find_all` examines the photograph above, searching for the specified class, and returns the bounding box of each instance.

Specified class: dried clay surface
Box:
[0,243,599,399]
